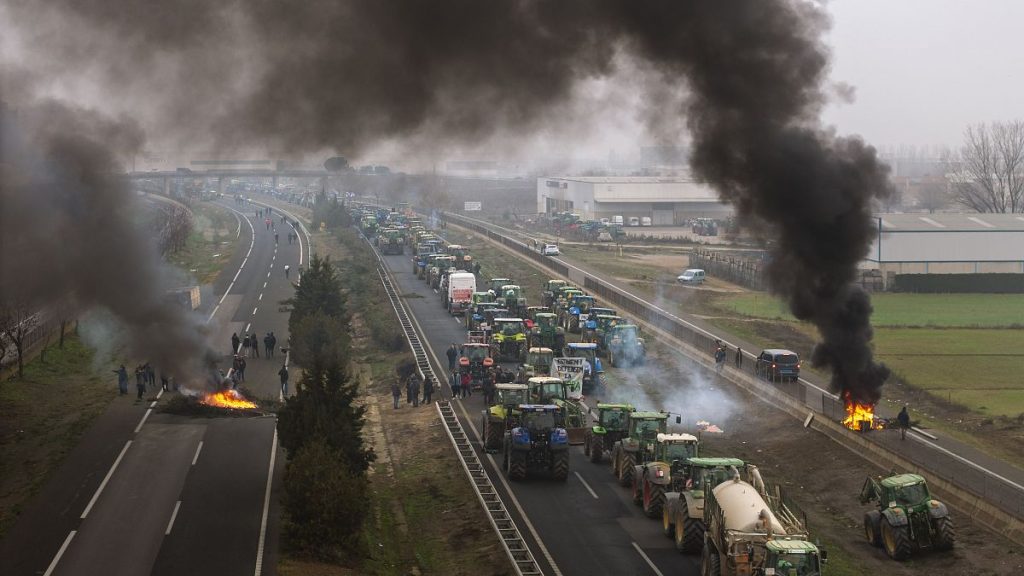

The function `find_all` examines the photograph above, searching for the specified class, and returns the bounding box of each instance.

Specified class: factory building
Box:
[866,213,1024,274]
[536,176,730,224]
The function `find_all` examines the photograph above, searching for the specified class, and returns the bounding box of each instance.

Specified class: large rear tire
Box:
[662,505,674,538]
[619,451,636,487]
[864,510,882,547]
[675,499,704,554]
[701,543,720,576]
[643,481,665,518]
[882,517,912,561]
[590,436,604,463]
[933,516,956,551]
[552,451,569,481]
[483,417,504,452]
[631,473,643,506]
[508,451,527,481]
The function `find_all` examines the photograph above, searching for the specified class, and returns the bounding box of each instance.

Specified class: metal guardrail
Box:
[440,210,1024,522]
[364,235,543,576]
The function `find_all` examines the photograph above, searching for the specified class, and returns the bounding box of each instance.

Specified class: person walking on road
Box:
[269,332,277,358]
[446,343,458,371]
[250,331,260,358]
[146,363,155,387]
[160,371,169,392]
[391,380,401,409]
[264,333,273,358]
[735,347,743,368]
[231,332,240,355]
[460,372,472,399]
[897,406,911,440]
[406,374,415,404]
[274,231,279,244]
[242,334,251,356]
[284,265,290,279]
[278,365,289,397]
[114,365,129,395]
[422,376,434,405]
[135,365,146,399]
[265,217,271,230]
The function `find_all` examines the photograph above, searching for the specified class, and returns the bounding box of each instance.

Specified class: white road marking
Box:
[631,541,664,576]
[245,322,251,332]
[258,293,263,301]
[165,500,182,535]
[192,441,204,466]
[134,409,153,433]
[149,400,158,408]
[43,530,76,576]
[266,271,271,278]
[263,281,267,289]
[210,304,221,319]
[252,307,258,315]
[253,428,279,576]
[574,472,599,499]
[209,202,256,323]
[81,441,132,519]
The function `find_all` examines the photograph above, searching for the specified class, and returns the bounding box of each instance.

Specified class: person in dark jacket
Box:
[278,365,289,396]
[446,344,458,371]
[231,332,240,355]
[422,376,434,404]
[897,406,911,440]
[114,365,129,395]
[135,365,146,399]
[410,376,421,407]
[391,380,401,409]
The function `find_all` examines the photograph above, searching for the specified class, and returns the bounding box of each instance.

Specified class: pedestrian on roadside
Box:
[284,265,290,279]
[264,333,273,358]
[411,375,421,407]
[406,375,415,404]
[269,332,277,358]
[423,376,434,405]
[242,334,251,356]
[274,231,279,244]
[135,366,146,399]
[391,380,401,409]
[461,372,472,399]
[483,378,495,406]
[278,365,289,397]
[114,364,129,395]
[735,347,743,368]
[250,332,260,358]
[146,363,155,387]
[160,371,169,391]
[265,217,271,230]
[450,369,461,399]
[231,332,240,354]
[472,262,481,276]
[897,406,911,440]
[446,343,458,371]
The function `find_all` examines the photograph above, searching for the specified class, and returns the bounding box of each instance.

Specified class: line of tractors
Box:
[353,203,957,572]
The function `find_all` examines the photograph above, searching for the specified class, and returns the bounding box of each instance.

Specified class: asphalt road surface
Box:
[378,249,699,576]
[0,198,306,576]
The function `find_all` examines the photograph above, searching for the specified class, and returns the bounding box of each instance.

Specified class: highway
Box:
[376,248,700,576]
[0,197,307,576]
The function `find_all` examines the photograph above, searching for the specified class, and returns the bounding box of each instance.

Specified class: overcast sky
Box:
[823,0,1024,152]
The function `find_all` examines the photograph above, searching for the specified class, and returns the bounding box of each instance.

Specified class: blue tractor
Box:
[502,404,570,481]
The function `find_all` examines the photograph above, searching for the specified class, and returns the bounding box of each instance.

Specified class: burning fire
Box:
[201,389,258,410]
[842,393,883,431]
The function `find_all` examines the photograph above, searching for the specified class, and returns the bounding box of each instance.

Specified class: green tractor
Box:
[607,324,646,367]
[497,284,528,317]
[487,277,514,294]
[583,314,622,354]
[378,227,405,254]
[429,255,457,289]
[610,411,668,487]
[446,244,473,271]
[860,473,954,561]
[583,403,634,463]
[663,457,746,554]
[491,318,528,362]
[467,301,502,330]
[528,312,566,352]
[516,347,554,383]
[541,279,569,308]
[502,404,570,481]
[631,433,700,519]
[481,383,529,452]
[552,288,584,318]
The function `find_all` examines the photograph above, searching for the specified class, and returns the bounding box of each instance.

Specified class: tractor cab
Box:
[542,279,569,307]
[469,302,502,330]
[487,278,513,294]
[518,347,554,382]
[764,540,824,576]
[654,433,700,466]
[564,342,603,390]
[523,306,550,329]
[446,244,473,269]
[529,312,566,353]
[607,324,646,367]
[499,285,527,316]
[585,314,622,350]
[491,318,527,361]
[682,457,746,493]
[527,376,567,404]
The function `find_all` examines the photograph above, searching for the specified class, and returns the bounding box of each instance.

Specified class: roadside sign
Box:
[464,201,482,211]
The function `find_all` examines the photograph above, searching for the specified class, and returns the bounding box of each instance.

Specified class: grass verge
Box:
[167,200,240,285]
[0,334,110,538]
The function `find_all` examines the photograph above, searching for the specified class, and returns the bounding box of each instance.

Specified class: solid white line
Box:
[208,202,256,324]
[574,472,599,499]
[134,409,153,434]
[81,441,132,518]
[253,428,278,576]
[43,530,76,576]
[192,441,204,466]
[909,431,1024,492]
[156,388,164,400]
[208,304,221,321]
[252,307,258,315]
[165,500,182,535]
[631,541,665,576]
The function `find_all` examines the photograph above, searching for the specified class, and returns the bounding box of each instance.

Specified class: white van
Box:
[676,269,706,284]
[447,272,477,315]
[641,217,652,227]
[628,216,640,227]
[612,215,624,226]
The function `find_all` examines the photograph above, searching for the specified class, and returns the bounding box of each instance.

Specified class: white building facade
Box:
[867,213,1024,274]
[536,177,731,225]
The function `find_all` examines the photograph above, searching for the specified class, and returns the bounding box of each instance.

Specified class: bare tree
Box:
[916,179,952,213]
[0,298,39,378]
[948,121,1024,213]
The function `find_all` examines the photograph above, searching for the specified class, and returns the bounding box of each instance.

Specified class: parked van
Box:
[755,349,801,382]
[447,272,477,315]
[676,269,706,284]
[640,216,652,227]
[612,215,624,226]
[628,216,640,227]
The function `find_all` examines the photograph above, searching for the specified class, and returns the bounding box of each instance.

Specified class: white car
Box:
[676,268,706,284]
[541,244,560,256]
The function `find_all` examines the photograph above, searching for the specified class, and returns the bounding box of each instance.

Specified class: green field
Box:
[719,293,1024,328]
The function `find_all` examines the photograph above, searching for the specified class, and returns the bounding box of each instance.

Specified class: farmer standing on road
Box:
[278,365,289,397]
[897,406,911,440]
[410,374,421,407]
[135,365,146,399]
[114,365,129,395]
[446,344,458,371]
[450,368,461,399]
[231,332,240,355]
[735,347,743,368]
[250,331,260,358]
[391,379,401,409]
[284,265,290,279]
[422,376,434,405]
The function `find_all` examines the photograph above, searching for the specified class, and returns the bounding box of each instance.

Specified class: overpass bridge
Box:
[126,169,333,196]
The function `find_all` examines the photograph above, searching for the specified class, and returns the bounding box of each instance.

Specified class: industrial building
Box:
[536,176,730,224]
[866,213,1024,274]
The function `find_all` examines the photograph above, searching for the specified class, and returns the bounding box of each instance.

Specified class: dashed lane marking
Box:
[192,441,203,466]
[43,530,76,576]
[631,542,664,576]
[165,501,182,535]
[574,472,599,499]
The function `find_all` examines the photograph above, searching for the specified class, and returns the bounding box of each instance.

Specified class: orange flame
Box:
[201,389,258,410]
[842,393,883,431]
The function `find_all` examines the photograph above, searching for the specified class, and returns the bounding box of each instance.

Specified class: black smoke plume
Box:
[4,0,891,402]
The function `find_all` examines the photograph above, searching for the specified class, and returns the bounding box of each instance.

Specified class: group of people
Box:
[232,331,277,359]
[113,362,171,399]
[391,373,434,408]
[712,339,743,373]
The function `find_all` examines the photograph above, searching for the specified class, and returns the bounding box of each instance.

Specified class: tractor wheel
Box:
[583,434,591,457]
[701,543,720,576]
[484,418,504,452]
[881,517,912,561]
[631,474,643,506]
[618,451,636,487]
[508,451,527,481]
[662,504,674,538]
[863,511,882,547]
[675,499,704,554]
[933,516,956,551]
[552,451,569,481]
[643,481,665,518]
[590,436,604,463]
